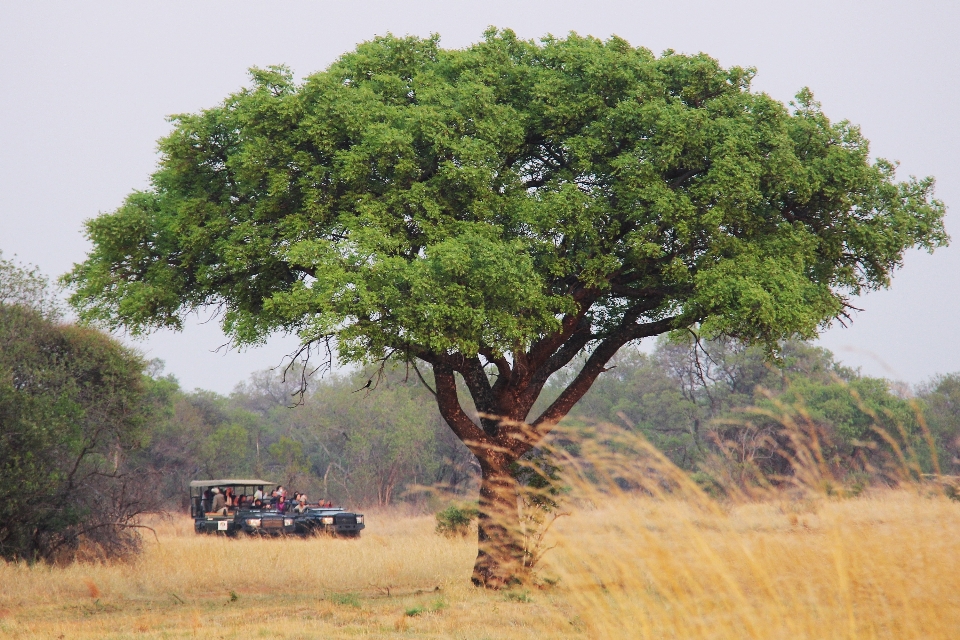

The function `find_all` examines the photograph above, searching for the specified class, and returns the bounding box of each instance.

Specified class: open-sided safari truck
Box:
[189,479,365,537]
[189,479,295,536]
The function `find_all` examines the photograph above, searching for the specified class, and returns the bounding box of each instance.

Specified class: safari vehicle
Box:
[294,506,365,537]
[189,479,295,536]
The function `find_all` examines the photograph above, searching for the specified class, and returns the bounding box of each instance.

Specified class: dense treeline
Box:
[136,336,960,509]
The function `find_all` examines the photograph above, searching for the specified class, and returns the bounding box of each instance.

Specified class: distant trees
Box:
[0,256,157,562]
[136,366,476,508]
[915,374,960,475]
[553,336,940,486]
[0,251,63,320]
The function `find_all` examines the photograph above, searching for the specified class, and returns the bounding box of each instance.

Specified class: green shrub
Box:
[503,589,533,603]
[435,504,478,537]
[691,471,725,498]
[326,592,361,608]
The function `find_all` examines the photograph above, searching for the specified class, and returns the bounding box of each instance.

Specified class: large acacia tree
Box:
[65,30,946,586]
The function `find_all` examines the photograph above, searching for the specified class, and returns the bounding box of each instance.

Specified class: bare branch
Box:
[410,359,437,397]
[530,316,678,438]
[432,363,493,457]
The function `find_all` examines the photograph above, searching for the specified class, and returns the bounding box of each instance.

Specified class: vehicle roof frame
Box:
[188,479,274,488]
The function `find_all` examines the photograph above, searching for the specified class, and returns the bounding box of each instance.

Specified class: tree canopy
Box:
[64,29,947,585]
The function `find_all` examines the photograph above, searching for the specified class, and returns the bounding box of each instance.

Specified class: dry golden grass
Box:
[0,488,958,639]
[545,489,960,639]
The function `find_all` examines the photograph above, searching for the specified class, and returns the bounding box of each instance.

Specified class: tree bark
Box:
[472,461,525,588]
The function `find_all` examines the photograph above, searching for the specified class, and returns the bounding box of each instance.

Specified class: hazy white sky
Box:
[1,0,957,393]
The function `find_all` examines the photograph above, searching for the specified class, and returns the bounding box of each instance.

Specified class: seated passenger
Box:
[252,499,263,509]
[294,495,308,514]
[210,488,227,515]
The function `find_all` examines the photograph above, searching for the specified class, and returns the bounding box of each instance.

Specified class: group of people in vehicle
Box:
[204,485,335,515]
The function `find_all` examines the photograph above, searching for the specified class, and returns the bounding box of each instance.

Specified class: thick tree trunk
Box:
[472,461,525,588]
[422,315,679,588]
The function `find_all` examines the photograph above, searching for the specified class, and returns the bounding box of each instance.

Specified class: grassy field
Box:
[1,488,959,639]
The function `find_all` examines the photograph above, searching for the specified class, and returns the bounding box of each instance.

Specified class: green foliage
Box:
[268,435,309,487]
[435,503,479,537]
[0,303,155,561]
[944,483,960,503]
[503,589,533,603]
[916,374,960,475]
[405,597,448,616]
[65,30,945,368]
[552,335,937,486]
[327,592,362,608]
[304,370,460,505]
[764,375,918,449]
[690,471,725,498]
[0,250,63,320]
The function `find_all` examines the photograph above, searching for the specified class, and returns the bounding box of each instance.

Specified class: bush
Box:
[691,471,725,498]
[0,303,158,562]
[435,504,478,537]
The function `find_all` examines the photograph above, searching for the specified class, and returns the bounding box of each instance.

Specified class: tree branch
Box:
[432,363,492,457]
[525,287,598,373]
[410,360,437,397]
[530,316,678,437]
[458,356,501,433]
[667,168,698,189]
[478,346,511,383]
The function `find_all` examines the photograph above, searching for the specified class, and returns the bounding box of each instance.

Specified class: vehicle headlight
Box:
[356,515,363,524]
[245,518,261,527]
[284,518,294,527]
[321,516,334,525]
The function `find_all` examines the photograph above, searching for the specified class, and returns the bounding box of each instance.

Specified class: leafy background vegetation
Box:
[137,333,960,508]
